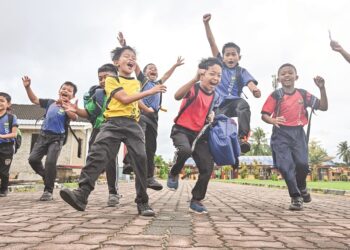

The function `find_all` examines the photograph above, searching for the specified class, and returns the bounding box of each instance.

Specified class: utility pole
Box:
[272,75,278,90]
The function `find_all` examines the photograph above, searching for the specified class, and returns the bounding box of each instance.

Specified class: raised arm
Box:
[22,76,40,105]
[203,13,220,57]
[174,69,202,100]
[160,56,184,84]
[313,76,328,111]
[330,40,350,63]
[117,31,141,76]
[113,84,167,104]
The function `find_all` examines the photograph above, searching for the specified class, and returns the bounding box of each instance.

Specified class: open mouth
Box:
[127,62,135,69]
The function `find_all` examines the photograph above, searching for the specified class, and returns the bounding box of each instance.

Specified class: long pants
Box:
[170,124,214,201]
[124,112,158,179]
[28,133,64,193]
[89,128,118,195]
[271,126,309,198]
[79,117,149,204]
[215,98,251,138]
[0,143,14,192]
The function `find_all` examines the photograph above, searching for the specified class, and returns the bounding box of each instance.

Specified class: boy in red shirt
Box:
[261,63,328,210]
[167,57,222,214]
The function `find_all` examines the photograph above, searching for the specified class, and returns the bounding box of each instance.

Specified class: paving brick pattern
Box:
[0,180,349,249]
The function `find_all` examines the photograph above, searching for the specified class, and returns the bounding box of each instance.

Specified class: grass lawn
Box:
[219,179,350,190]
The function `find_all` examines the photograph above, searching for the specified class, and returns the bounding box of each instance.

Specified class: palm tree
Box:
[337,141,350,166]
[246,127,271,156]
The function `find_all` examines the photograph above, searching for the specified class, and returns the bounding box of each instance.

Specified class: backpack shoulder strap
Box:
[296,88,314,144]
[174,83,200,123]
[7,113,14,131]
[272,88,284,116]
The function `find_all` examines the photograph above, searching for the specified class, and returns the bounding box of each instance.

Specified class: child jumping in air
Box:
[167,57,222,214]
[261,63,328,210]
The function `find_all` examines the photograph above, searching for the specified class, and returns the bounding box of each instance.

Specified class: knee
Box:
[237,100,250,112]
[176,146,192,159]
[28,156,40,166]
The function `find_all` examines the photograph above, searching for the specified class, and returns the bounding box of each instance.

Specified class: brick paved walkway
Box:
[0,180,350,249]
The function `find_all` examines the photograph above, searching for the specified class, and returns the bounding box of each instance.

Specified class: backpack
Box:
[83,85,106,125]
[8,113,22,153]
[272,88,316,143]
[174,82,219,123]
[208,114,241,167]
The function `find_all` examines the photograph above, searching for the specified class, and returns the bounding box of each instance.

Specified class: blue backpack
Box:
[208,114,241,167]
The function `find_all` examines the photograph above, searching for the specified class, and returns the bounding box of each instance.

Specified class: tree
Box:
[154,155,169,179]
[246,127,272,156]
[337,141,350,166]
[222,165,233,179]
[308,140,331,181]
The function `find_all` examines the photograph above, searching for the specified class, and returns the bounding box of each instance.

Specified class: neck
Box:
[0,109,7,116]
[119,72,132,78]
[282,85,295,94]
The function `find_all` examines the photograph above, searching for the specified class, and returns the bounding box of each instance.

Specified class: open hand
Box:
[273,116,286,128]
[175,56,185,67]
[151,84,167,94]
[22,76,31,88]
[330,40,343,52]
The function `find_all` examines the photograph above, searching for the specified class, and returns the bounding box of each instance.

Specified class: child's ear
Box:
[295,75,299,81]
[277,77,281,83]
[239,55,242,60]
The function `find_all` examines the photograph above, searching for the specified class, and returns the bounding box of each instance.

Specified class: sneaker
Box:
[39,191,53,201]
[147,177,163,191]
[122,164,133,175]
[301,189,312,203]
[137,203,155,217]
[60,188,88,211]
[189,200,208,214]
[167,174,179,191]
[107,193,120,207]
[0,190,8,197]
[240,136,251,154]
[289,196,303,211]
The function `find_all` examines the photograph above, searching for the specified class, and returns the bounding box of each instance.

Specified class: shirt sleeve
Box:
[105,76,123,99]
[241,68,258,86]
[305,91,320,110]
[39,98,51,109]
[261,94,277,116]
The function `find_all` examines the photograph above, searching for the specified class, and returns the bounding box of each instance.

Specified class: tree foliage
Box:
[337,141,350,166]
[245,127,272,156]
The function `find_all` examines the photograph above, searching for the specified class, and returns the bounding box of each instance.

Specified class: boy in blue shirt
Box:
[203,13,261,153]
[0,92,18,197]
[22,76,78,201]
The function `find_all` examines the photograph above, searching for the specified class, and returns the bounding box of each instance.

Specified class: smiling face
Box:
[114,49,136,77]
[277,65,298,88]
[58,84,75,103]
[144,64,158,81]
[222,47,240,69]
[0,96,10,112]
[200,64,222,93]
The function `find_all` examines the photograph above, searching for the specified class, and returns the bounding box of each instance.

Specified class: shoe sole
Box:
[189,207,208,214]
[39,198,53,201]
[148,185,163,191]
[59,190,86,211]
[107,201,119,207]
[167,187,178,191]
[288,206,303,211]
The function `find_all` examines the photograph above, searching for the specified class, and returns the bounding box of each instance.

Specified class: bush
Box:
[270,173,278,181]
[340,174,348,181]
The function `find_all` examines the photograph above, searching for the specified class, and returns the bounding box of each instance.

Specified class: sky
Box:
[1,0,349,162]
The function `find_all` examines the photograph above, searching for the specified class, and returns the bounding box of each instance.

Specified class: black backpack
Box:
[272,88,317,143]
[8,113,21,153]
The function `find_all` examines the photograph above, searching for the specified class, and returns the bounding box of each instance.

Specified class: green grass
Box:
[219,179,350,190]
[62,182,79,188]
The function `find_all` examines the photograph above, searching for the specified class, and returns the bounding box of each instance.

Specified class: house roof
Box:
[10,104,88,122]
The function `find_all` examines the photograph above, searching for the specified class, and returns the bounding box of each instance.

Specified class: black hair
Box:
[143,63,156,73]
[98,63,118,75]
[198,57,223,70]
[60,81,78,96]
[110,46,136,61]
[222,42,241,55]
[0,92,11,103]
[278,63,297,75]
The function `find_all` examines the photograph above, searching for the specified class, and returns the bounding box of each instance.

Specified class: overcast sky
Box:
[1,0,349,162]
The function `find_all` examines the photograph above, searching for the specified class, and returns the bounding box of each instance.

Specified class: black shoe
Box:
[0,190,8,197]
[289,196,303,211]
[147,177,163,191]
[39,191,53,201]
[107,193,120,207]
[137,202,155,217]
[301,189,312,203]
[122,164,133,175]
[239,139,251,154]
[60,188,88,211]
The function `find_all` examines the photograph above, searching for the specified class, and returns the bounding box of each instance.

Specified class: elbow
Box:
[174,94,182,101]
